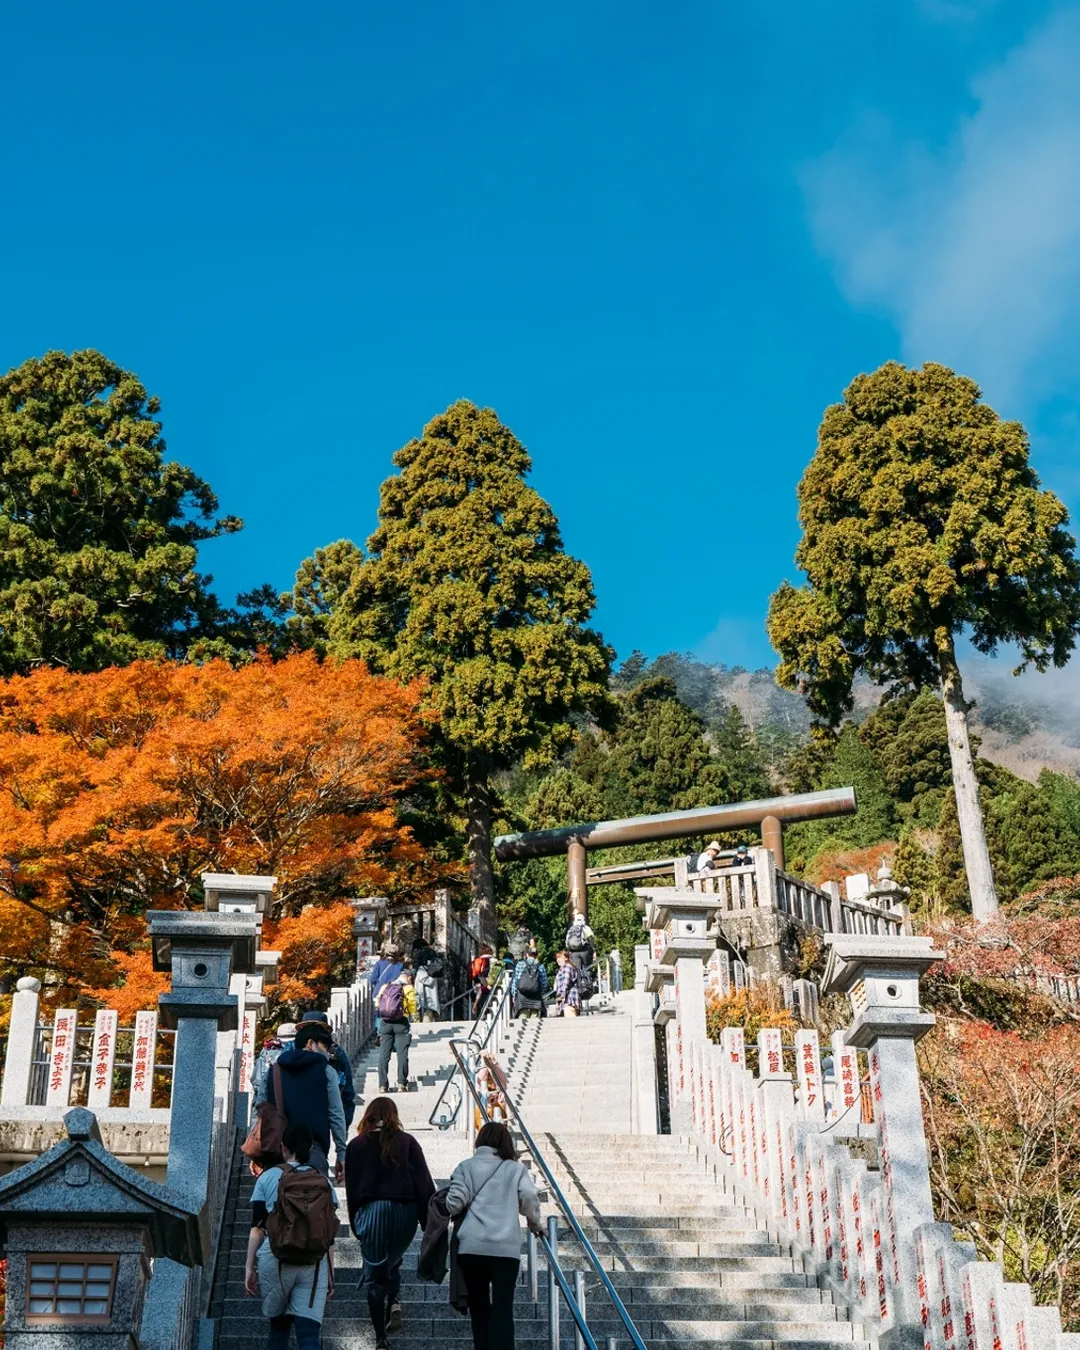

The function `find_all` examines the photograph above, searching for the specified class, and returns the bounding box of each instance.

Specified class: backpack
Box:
[516,962,541,1000]
[424,953,445,978]
[266,1164,340,1265]
[241,1063,287,1168]
[578,967,595,999]
[566,925,589,953]
[470,955,490,983]
[378,981,406,1020]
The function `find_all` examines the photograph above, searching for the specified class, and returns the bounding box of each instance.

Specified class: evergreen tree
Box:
[606,677,729,815]
[524,769,603,830]
[982,764,1080,899]
[860,690,953,825]
[0,349,243,672]
[295,400,612,942]
[708,702,773,802]
[786,722,897,871]
[768,361,1080,920]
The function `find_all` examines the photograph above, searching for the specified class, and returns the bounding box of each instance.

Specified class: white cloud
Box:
[803,7,1080,404]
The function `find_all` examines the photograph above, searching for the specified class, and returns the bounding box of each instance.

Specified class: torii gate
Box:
[493,786,857,920]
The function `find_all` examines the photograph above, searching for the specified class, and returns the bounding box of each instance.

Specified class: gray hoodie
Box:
[446,1146,542,1259]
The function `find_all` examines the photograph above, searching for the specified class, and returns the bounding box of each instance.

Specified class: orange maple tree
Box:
[0,653,436,1003]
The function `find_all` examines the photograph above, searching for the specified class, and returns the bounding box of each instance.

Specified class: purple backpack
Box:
[378,981,406,1020]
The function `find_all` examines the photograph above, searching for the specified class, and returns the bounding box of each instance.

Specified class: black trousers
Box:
[457,1253,520,1350]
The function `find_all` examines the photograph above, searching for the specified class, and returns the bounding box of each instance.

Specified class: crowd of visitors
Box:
[242,919,610,1349]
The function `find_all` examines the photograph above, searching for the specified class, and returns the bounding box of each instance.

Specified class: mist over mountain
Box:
[621,651,1080,784]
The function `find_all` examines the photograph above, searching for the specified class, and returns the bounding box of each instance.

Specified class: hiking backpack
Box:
[516,962,542,1000]
[566,925,589,953]
[377,980,406,1020]
[265,1164,340,1265]
[578,967,595,999]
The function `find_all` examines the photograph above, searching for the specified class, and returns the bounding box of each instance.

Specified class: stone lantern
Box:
[0,1108,203,1350]
[200,872,276,920]
[146,911,258,1203]
[637,888,719,1131]
[823,934,944,1347]
[351,897,388,976]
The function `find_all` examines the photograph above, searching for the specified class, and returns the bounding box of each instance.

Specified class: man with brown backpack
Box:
[245,1122,340,1350]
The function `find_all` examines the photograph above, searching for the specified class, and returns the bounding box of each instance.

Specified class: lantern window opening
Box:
[25,1254,118,1323]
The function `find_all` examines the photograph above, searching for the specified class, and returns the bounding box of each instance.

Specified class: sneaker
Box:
[397,1081,413,1093]
[379,1084,390,1094]
[387,1302,402,1332]
[375,1338,390,1350]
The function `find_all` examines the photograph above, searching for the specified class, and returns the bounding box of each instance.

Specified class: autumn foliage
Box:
[264,902,358,1008]
[0,653,434,1002]
[920,1020,1080,1322]
[706,987,798,1043]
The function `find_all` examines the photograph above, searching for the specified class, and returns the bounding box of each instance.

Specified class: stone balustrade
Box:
[644,894,1080,1350]
[670,850,912,942]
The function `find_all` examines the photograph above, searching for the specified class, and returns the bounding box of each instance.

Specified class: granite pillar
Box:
[1,979,42,1107]
[165,1018,219,1202]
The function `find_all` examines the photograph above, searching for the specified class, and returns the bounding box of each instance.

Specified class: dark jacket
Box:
[345,1129,435,1229]
[417,1188,469,1314]
[329,1044,356,1126]
[267,1048,345,1155]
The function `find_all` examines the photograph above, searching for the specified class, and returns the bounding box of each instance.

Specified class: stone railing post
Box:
[823,934,944,1349]
[753,846,779,910]
[1,977,42,1107]
[822,879,843,934]
[633,943,650,990]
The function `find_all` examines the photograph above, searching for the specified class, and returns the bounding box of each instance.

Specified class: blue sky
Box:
[2,0,1079,671]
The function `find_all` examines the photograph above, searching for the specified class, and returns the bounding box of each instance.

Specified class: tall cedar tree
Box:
[768,362,1080,920]
[300,401,612,942]
[0,653,434,998]
[0,350,243,672]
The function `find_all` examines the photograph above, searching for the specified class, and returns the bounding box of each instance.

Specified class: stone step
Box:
[225,1248,799,1273]
[221,1293,841,1320]
[219,1329,867,1348]
[574,1212,762,1234]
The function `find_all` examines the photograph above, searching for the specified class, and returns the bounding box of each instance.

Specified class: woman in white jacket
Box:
[446,1122,544,1350]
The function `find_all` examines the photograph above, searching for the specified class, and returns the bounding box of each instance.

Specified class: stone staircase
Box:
[213,1004,872,1349]
[536,1131,871,1347]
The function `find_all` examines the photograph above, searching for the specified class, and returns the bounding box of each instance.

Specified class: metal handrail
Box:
[428,970,511,1129]
[447,1038,649,1350]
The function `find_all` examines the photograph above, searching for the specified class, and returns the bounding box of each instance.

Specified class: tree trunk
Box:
[465,762,497,946]
[939,647,999,922]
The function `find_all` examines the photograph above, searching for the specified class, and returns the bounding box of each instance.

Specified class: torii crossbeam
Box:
[493,787,857,920]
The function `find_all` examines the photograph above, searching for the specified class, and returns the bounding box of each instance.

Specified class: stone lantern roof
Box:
[0,1107,205,1266]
